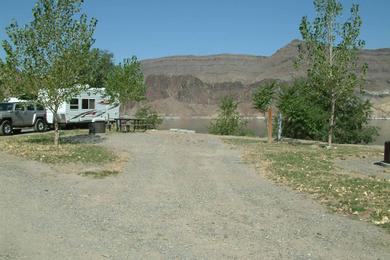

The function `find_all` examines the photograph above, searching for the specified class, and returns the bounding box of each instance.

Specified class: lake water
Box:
[158,118,390,145]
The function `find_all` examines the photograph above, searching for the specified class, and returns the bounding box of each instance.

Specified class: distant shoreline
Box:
[161,116,389,120]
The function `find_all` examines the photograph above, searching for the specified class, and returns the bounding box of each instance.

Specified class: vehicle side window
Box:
[36,104,45,111]
[27,104,35,111]
[81,99,95,109]
[15,103,25,111]
[70,98,79,110]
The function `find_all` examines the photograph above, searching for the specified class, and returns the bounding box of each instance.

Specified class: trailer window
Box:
[89,99,95,109]
[70,99,79,110]
[82,99,95,109]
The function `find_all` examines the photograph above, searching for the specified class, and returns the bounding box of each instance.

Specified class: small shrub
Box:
[135,106,162,129]
[209,96,247,136]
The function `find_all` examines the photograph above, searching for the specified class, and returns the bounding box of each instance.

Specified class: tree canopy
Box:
[252,81,278,113]
[297,0,370,146]
[105,56,146,104]
[89,48,115,88]
[2,0,97,145]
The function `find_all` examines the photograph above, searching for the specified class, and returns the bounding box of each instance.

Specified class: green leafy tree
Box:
[2,0,97,146]
[252,81,276,113]
[135,106,162,129]
[105,56,146,106]
[278,79,329,140]
[252,81,283,142]
[209,96,247,136]
[89,48,114,88]
[279,79,377,144]
[297,0,368,147]
[0,61,5,101]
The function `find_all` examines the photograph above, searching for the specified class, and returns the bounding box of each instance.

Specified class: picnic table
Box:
[114,117,149,132]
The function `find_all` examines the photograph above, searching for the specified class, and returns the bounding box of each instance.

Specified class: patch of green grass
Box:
[0,130,117,164]
[79,170,119,179]
[226,138,390,232]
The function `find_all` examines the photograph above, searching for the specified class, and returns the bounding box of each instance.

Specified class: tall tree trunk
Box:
[327,15,335,148]
[267,107,273,144]
[54,113,60,147]
[328,94,336,147]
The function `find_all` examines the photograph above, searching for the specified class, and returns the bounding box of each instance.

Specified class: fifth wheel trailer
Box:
[46,88,119,125]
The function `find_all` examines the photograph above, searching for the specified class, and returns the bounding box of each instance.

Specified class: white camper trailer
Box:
[46,88,119,125]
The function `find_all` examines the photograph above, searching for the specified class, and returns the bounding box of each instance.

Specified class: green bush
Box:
[278,80,378,144]
[209,96,247,136]
[135,106,162,129]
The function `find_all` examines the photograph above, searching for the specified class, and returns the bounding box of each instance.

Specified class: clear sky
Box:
[0,0,389,62]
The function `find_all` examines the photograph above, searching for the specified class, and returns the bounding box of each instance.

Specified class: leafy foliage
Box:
[209,96,247,136]
[135,106,162,129]
[252,81,277,112]
[0,61,5,101]
[105,56,146,104]
[89,48,115,88]
[2,0,97,145]
[279,79,378,144]
[278,80,328,140]
[297,0,368,146]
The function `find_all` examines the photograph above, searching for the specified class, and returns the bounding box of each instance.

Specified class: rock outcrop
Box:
[125,40,390,117]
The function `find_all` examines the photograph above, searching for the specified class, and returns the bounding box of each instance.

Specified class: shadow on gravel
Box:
[60,134,106,144]
[22,134,106,145]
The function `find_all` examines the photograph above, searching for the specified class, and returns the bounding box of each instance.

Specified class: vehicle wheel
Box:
[34,118,46,132]
[0,120,13,135]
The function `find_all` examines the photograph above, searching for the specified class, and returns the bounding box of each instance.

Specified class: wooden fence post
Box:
[268,108,273,144]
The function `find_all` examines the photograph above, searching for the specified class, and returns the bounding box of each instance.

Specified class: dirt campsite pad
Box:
[1,131,390,259]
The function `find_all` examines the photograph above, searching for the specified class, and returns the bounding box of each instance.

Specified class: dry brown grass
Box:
[226,138,390,231]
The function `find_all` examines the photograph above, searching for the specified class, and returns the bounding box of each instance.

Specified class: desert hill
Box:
[124,40,390,117]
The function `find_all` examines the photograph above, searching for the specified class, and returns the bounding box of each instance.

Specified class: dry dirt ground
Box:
[1,131,390,259]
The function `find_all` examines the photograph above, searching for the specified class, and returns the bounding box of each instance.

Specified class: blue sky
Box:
[0,0,389,62]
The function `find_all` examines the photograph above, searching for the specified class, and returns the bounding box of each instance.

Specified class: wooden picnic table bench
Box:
[114,118,149,132]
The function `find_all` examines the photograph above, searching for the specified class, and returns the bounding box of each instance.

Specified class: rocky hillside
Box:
[125,40,390,117]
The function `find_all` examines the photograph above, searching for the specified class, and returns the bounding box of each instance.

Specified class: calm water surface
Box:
[158,118,389,145]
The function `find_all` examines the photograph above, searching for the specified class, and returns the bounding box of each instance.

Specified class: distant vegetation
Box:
[2,0,97,146]
[105,56,146,104]
[252,81,283,143]
[0,0,149,147]
[135,106,162,129]
[251,0,378,145]
[296,0,375,146]
[278,79,378,144]
[209,96,248,136]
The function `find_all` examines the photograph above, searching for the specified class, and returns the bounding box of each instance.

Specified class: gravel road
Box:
[1,131,389,259]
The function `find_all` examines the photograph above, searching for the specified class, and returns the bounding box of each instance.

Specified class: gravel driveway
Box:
[1,131,389,259]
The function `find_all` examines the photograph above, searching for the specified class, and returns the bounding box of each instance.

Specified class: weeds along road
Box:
[1,131,389,259]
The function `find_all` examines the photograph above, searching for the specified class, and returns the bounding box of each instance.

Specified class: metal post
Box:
[277,112,282,142]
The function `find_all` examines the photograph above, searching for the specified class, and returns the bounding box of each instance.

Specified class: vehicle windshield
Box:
[0,103,13,111]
